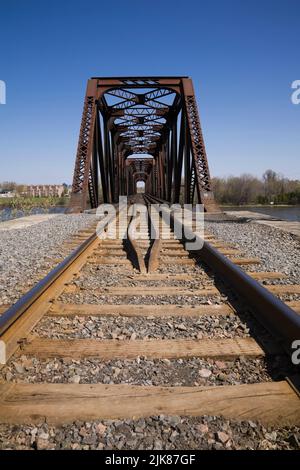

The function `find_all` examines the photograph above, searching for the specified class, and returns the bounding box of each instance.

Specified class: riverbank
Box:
[0,213,61,231]
[0,197,69,222]
[0,196,69,208]
[221,205,300,222]
[221,204,297,207]
[224,210,300,239]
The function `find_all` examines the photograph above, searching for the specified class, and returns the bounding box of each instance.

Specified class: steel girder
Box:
[69,76,219,212]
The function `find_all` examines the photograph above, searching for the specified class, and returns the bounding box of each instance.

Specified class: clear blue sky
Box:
[0,0,299,184]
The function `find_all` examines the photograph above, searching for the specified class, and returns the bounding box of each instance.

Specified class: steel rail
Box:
[144,194,300,356]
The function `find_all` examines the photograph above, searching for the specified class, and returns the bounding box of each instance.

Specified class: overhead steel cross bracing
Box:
[69,76,219,212]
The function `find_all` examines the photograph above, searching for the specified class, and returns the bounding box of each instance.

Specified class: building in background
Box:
[0,189,16,198]
[21,185,65,197]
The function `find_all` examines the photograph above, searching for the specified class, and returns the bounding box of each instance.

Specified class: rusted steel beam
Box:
[69,77,218,212]
[69,79,98,212]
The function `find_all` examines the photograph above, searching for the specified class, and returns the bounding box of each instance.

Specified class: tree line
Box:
[0,181,69,195]
[0,181,25,194]
[1,172,300,206]
[212,170,300,205]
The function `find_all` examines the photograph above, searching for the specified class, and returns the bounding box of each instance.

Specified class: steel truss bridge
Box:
[69,76,219,212]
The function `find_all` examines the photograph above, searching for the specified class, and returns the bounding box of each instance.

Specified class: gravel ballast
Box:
[0,213,300,450]
[0,416,299,450]
[34,314,249,340]
[1,355,297,386]
[0,214,96,304]
[204,219,300,282]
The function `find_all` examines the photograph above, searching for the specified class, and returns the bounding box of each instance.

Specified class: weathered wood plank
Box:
[229,258,261,265]
[93,249,127,255]
[87,258,132,265]
[48,302,234,317]
[99,242,124,246]
[285,300,300,313]
[0,381,298,425]
[247,272,287,280]
[267,285,300,295]
[159,252,190,258]
[98,286,219,296]
[217,249,242,255]
[0,305,11,315]
[64,284,220,296]
[209,242,236,249]
[128,274,199,281]
[22,337,264,360]
[160,257,195,265]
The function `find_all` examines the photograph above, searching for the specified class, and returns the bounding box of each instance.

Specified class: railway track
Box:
[0,198,300,438]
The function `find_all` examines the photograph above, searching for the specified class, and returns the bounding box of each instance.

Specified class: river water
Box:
[0,206,66,223]
[223,206,300,222]
[1,204,300,223]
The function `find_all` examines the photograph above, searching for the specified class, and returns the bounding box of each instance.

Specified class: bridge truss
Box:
[69,76,219,212]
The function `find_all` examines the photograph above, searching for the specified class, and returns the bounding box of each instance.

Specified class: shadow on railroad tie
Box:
[122,238,140,271]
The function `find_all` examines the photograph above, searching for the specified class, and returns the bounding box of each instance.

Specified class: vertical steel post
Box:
[69,79,98,211]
